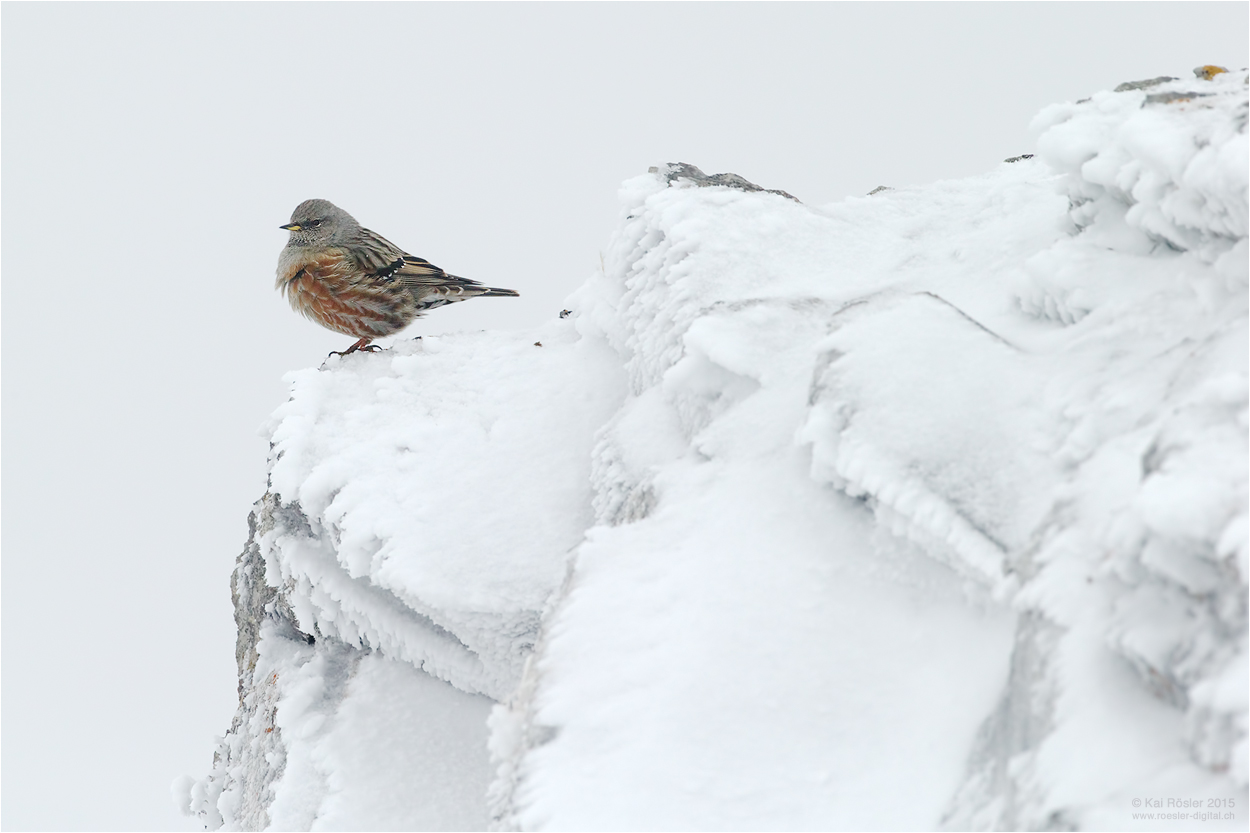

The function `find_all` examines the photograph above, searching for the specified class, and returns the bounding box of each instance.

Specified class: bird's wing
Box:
[346,228,407,272]
[395,256,486,289]
[349,227,483,290]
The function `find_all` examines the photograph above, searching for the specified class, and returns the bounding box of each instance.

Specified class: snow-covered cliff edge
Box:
[186,69,1248,831]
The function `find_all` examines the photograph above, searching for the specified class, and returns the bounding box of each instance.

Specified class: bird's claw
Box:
[328,339,382,357]
[328,347,382,357]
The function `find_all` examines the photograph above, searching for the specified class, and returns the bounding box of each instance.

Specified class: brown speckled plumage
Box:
[276,199,519,355]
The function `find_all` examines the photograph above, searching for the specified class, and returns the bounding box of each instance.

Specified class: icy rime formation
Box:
[938,73,1249,829]
[186,320,624,830]
[187,70,1247,831]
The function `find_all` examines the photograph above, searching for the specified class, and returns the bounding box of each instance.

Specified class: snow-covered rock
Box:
[186,69,1248,831]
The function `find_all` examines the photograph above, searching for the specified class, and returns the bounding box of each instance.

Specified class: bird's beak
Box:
[280,223,302,231]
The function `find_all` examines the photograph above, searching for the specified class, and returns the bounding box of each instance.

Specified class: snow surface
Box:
[188,69,1248,831]
[261,324,625,701]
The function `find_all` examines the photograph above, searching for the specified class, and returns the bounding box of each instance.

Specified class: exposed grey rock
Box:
[649,162,801,202]
[486,569,573,832]
[942,613,1073,830]
[232,495,311,699]
[1146,90,1213,105]
[1115,76,1178,91]
[190,494,315,831]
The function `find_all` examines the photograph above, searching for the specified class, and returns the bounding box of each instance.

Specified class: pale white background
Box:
[3,3,1246,830]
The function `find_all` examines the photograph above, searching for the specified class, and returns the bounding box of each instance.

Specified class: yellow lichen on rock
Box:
[1193,64,1228,80]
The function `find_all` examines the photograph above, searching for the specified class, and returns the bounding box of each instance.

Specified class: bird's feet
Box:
[328,338,381,357]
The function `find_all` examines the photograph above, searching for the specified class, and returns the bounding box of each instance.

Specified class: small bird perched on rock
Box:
[276,199,520,355]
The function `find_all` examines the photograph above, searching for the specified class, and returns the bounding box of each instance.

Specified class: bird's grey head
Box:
[280,199,360,247]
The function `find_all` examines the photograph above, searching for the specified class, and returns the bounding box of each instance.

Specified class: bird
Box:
[276,199,519,355]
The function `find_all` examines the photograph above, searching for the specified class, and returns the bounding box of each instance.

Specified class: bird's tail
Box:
[479,286,520,297]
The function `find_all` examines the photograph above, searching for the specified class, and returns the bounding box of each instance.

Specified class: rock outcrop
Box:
[187,70,1248,831]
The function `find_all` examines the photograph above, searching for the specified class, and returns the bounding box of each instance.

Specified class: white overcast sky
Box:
[3,2,1247,830]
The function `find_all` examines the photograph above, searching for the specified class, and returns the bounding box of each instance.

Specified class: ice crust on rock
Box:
[188,329,627,830]
[189,70,1248,831]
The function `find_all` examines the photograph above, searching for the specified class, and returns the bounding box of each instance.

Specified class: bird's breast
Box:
[276,246,413,338]
[276,246,351,290]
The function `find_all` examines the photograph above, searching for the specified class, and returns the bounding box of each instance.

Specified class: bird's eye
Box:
[311,219,324,228]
